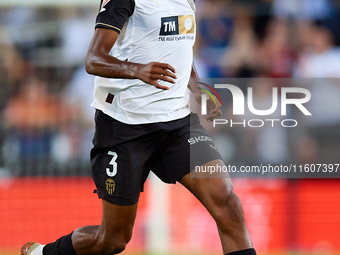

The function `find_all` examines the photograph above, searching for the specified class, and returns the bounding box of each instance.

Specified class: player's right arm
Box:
[85,0,176,90]
[85,28,176,90]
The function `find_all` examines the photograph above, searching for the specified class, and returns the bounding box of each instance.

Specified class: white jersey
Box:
[91,0,196,124]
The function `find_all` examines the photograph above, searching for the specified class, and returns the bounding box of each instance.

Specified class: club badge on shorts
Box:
[105,179,116,195]
[187,0,195,11]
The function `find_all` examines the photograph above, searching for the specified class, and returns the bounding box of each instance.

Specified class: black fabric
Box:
[43,233,77,255]
[95,0,135,33]
[226,248,257,255]
[91,110,222,206]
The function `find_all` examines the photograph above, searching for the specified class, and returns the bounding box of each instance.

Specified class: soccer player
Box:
[21,0,256,254]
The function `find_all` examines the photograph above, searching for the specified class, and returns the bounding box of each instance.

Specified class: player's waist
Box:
[91,100,190,124]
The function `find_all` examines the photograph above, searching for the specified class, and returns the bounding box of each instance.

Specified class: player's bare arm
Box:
[85,28,177,90]
[188,63,222,121]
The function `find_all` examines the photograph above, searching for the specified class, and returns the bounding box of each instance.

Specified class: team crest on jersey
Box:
[105,178,116,195]
[100,0,111,13]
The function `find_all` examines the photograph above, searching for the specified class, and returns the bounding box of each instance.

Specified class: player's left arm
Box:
[187,63,222,121]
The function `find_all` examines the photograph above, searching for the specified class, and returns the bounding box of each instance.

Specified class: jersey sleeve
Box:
[95,0,135,33]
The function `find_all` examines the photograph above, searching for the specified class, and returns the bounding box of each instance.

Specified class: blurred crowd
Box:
[1,0,340,176]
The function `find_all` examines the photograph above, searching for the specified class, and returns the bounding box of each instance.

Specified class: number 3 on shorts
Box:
[106,151,118,177]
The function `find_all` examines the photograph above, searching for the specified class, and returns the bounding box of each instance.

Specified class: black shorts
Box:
[91,110,222,205]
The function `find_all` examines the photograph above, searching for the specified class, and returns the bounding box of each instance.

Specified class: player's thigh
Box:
[179,159,234,216]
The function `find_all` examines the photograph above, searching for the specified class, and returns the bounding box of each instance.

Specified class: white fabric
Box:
[91,0,196,124]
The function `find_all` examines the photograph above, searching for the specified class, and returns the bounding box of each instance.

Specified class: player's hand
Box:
[136,62,177,90]
[205,95,222,122]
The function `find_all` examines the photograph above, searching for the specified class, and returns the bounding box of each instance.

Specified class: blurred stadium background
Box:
[1,0,340,254]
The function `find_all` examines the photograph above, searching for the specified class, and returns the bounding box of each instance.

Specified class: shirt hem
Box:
[91,103,190,125]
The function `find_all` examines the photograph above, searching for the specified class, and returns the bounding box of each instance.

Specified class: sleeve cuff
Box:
[95,23,121,33]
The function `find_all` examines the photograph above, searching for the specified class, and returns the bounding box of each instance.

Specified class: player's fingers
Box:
[206,110,222,122]
[152,74,176,84]
[209,104,221,115]
[205,103,222,121]
[155,62,176,74]
[206,110,222,120]
[152,68,177,79]
[207,98,221,113]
